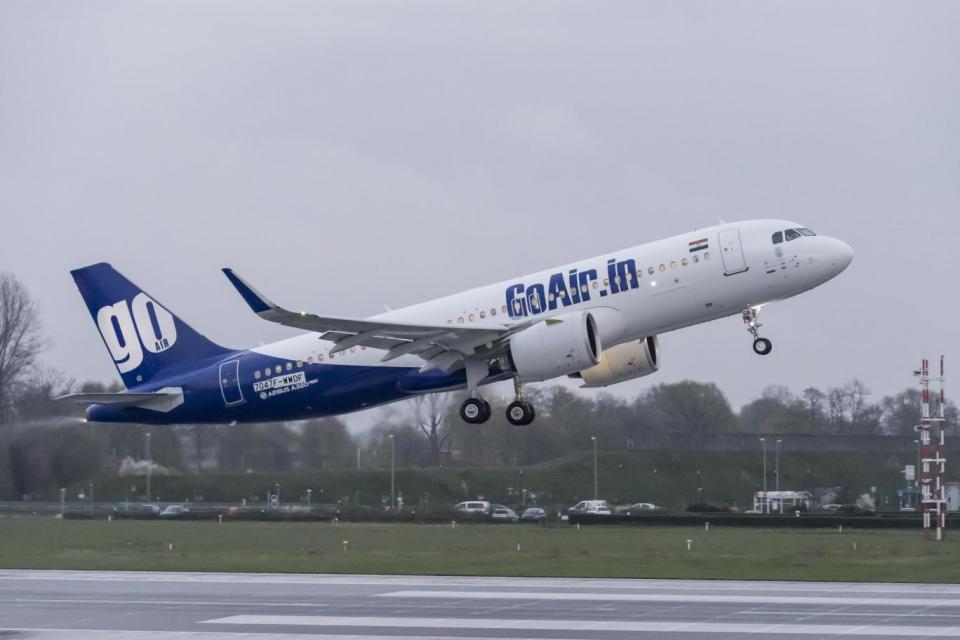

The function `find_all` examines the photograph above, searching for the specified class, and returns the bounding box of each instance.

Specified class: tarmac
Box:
[2,570,960,638]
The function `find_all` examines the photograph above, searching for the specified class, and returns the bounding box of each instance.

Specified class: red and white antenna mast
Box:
[916,356,947,540]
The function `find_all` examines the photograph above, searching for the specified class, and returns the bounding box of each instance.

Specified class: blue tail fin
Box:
[71,263,230,389]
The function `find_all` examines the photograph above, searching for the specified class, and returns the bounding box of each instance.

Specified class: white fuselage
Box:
[253,219,853,373]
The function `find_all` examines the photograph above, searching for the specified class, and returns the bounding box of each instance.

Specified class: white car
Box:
[454,501,490,515]
[627,502,658,512]
[158,505,189,518]
[491,507,519,523]
[568,500,611,515]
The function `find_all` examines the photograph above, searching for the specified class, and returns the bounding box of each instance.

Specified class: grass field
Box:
[1,516,959,582]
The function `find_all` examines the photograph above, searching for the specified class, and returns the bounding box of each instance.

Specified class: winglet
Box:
[222,268,276,314]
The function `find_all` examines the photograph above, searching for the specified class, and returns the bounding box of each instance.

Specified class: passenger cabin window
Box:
[785,228,801,241]
[772,231,783,244]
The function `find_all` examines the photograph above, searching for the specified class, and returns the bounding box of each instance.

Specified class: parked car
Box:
[520,507,547,523]
[491,507,519,523]
[568,500,611,515]
[821,504,843,512]
[454,501,490,515]
[626,502,659,513]
[158,505,189,518]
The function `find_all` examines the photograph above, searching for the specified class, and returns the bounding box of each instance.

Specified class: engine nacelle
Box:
[508,311,601,382]
[575,336,660,388]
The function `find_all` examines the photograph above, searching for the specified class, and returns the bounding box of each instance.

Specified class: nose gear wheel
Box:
[742,307,773,356]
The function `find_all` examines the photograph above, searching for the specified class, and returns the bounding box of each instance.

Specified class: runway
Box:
[2,570,960,639]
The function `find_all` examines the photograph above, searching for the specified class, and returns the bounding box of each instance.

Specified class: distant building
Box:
[897,487,921,511]
[946,483,960,512]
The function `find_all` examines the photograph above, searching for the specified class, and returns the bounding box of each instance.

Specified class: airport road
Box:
[1,570,960,639]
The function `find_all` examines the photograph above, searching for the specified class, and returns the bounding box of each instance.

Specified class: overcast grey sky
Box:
[1,1,958,418]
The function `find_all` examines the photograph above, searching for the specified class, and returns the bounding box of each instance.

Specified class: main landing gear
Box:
[506,378,535,426]
[458,376,536,425]
[459,397,491,424]
[742,306,773,356]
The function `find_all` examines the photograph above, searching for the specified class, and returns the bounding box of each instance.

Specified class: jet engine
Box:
[573,336,660,387]
[507,311,601,381]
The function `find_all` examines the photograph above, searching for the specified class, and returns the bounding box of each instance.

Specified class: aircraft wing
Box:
[222,268,523,371]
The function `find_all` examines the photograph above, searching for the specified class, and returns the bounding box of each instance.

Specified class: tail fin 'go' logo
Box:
[95,293,178,373]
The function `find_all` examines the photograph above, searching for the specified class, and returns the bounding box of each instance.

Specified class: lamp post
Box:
[306,488,312,508]
[275,482,281,508]
[617,463,623,504]
[776,439,782,513]
[437,464,444,510]
[88,482,94,517]
[652,468,658,504]
[760,437,767,514]
[145,431,152,502]
[519,469,524,508]
[59,487,65,517]
[696,468,702,502]
[590,436,598,499]
[389,434,396,510]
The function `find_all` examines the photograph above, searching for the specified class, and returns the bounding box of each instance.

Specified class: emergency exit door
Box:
[718,228,748,275]
[219,360,244,406]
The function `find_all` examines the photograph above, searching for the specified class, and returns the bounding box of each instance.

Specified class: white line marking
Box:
[6,597,327,608]
[201,614,960,636]
[3,570,960,595]
[736,610,960,619]
[0,631,563,640]
[381,589,960,608]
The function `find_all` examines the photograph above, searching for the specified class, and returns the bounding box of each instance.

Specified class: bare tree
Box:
[827,387,846,433]
[412,393,453,466]
[0,273,45,423]
[844,379,871,426]
[801,387,825,433]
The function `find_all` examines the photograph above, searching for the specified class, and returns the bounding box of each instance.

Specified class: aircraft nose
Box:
[828,237,854,272]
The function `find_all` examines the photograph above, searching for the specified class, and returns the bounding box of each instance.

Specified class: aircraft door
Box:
[219,360,244,406]
[718,228,748,275]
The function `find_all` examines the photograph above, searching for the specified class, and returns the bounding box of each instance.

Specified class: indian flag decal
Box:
[688,237,709,253]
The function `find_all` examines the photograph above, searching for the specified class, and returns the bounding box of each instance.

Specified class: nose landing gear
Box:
[753,337,773,355]
[742,306,773,356]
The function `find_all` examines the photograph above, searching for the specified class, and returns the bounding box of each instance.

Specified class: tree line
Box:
[0,271,953,500]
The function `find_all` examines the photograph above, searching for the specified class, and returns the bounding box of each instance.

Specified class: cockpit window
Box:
[772,231,783,244]
[785,228,801,241]
[797,227,816,236]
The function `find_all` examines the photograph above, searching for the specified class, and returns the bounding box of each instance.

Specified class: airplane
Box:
[60,220,852,426]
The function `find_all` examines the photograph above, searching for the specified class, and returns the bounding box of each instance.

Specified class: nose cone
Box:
[829,238,854,273]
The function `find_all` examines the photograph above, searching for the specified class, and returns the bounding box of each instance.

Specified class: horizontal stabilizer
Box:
[57,387,184,412]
